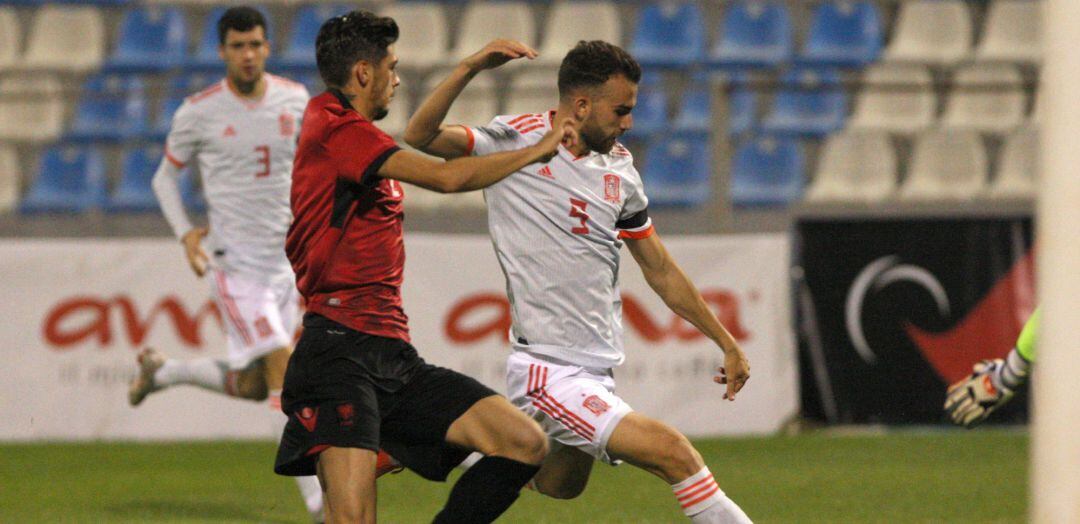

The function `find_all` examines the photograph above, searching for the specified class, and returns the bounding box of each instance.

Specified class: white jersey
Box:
[469,112,654,369]
[164,74,309,284]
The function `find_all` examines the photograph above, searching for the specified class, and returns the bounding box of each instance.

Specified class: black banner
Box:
[796,218,1035,425]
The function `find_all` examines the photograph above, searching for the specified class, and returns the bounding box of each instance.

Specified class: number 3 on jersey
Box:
[569,198,589,235]
[254,145,270,178]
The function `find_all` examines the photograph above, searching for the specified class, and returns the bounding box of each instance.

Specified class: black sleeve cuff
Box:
[359,146,402,187]
[616,208,649,230]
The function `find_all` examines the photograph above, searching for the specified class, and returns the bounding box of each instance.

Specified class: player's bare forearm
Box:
[403,64,475,158]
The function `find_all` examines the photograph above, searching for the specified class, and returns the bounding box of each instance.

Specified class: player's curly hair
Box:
[558,40,642,98]
[217,6,268,45]
[316,10,399,89]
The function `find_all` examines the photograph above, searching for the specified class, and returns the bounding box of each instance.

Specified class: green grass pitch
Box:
[0,430,1026,523]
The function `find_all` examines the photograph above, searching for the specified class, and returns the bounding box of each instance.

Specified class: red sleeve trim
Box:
[164,147,186,168]
[460,125,475,156]
[618,224,655,240]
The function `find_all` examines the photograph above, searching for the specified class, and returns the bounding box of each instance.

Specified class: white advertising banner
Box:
[0,234,796,441]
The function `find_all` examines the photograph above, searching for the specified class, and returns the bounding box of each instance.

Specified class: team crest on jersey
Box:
[222,125,237,137]
[583,395,610,415]
[603,174,621,203]
[279,113,295,136]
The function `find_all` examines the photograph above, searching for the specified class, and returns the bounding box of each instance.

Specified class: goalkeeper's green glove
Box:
[944,359,1014,428]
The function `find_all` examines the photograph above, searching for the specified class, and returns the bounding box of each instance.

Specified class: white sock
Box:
[154,358,228,393]
[671,467,752,523]
[269,390,324,522]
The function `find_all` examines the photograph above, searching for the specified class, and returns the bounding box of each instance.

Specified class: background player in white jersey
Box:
[404,40,753,523]
[126,7,323,521]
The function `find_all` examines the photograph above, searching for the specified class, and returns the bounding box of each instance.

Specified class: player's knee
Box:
[502,422,549,465]
[537,478,587,500]
[234,369,269,401]
[655,429,703,482]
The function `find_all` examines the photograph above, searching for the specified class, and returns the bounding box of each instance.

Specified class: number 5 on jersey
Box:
[569,198,589,235]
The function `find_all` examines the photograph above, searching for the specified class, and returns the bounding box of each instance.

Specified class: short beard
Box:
[581,129,614,154]
[372,106,389,121]
[232,76,259,95]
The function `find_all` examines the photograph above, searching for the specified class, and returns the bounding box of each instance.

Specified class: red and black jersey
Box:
[286,90,410,341]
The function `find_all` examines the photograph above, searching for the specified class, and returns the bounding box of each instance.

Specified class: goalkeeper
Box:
[944,308,1040,428]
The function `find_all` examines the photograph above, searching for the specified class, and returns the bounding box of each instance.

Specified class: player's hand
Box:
[460,39,538,72]
[181,227,210,278]
[533,115,579,163]
[944,359,1014,428]
[714,347,750,401]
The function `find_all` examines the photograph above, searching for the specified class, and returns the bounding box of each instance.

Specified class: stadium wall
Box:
[0,233,796,441]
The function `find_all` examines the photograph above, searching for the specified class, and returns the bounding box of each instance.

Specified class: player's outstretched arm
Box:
[404,39,537,159]
[626,233,750,400]
[381,117,575,193]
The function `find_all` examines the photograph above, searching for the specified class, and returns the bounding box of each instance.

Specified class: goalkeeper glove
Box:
[944,359,1014,428]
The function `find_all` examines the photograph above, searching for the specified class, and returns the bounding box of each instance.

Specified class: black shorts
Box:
[274,313,497,477]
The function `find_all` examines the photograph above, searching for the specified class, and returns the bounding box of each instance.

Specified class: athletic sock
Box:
[269,389,324,521]
[153,358,228,393]
[995,347,1031,391]
[671,467,752,524]
[432,456,540,524]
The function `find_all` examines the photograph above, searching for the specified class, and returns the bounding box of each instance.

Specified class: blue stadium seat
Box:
[107,147,161,213]
[187,6,273,71]
[798,1,882,67]
[760,67,846,136]
[710,1,793,69]
[151,72,220,140]
[630,1,705,68]
[181,171,206,214]
[673,73,712,132]
[730,136,803,206]
[629,73,667,137]
[642,131,711,207]
[20,145,108,213]
[105,6,186,73]
[66,74,148,143]
[277,4,352,72]
[727,74,757,136]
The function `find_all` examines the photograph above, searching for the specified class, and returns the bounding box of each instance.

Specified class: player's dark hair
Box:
[217,6,268,45]
[316,10,399,89]
[558,40,642,98]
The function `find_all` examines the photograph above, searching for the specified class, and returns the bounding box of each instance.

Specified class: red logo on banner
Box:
[42,295,222,350]
[443,290,750,345]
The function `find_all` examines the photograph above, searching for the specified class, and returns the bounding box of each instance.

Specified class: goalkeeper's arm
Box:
[943,308,1039,428]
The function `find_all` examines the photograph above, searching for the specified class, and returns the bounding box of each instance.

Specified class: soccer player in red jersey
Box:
[273,11,577,524]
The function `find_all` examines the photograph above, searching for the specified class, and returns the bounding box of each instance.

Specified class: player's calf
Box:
[232,363,269,401]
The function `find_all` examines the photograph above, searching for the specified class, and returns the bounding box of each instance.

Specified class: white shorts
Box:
[210,270,300,370]
[506,351,633,465]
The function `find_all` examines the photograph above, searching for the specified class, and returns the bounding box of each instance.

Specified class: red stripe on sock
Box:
[680,485,720,510]
[677,479,718,503]
[675,474,715,497]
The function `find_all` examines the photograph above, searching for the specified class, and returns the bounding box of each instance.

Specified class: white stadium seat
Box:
[806,130,897,203]
[22,6,105,73]
[381,3,448,70]
[848,63,936,135]
[883,0,972,66]
[0,144,18,213]
[538,1,621,67]
[976,0,1042,64]
[941,64,1025,134]
[900,128,987,200]
[989,125,1039,199]
[0,9,19,72]
[424,71,498,128]
[452,2,536,65]
[505,69,559,117]
[0,74,64,142]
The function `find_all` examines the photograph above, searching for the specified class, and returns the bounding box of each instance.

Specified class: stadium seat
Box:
[642,130,711,207]
[66,74,148,143]
[278,4,352,71]
[376,97,410,137]
[883,0,972,66]
[627,72,667,137]
[105,6,187,73]
[709,0,792,69]
[21,6,105,73]
[723,72,757,136]
[381,3,448,70]
[424,71,497,128]
[452,2,536,65]
[107,147,162,213]
[537,1,621,67]
[941,64,1025,134]
[976,0,1042,64]
[20,145,108,213]
[673,73,712,132]
[188,6,273,71]
[798,1,882,68]
[0,74,64,142]
[0,144,17,213]
[806,130,896,202]
[152,72,219,141]
[848,63,935,135]
[760,67,846,136]
[730,135,803,206]
[989,125,1038,199]
[630,1,705,68]
[0,8,18,71]
[506,69,558,116]
[900,128,987,200]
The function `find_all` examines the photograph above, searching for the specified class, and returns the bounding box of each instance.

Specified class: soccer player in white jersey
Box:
[126,7,323,522]
[403,40,754,523]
